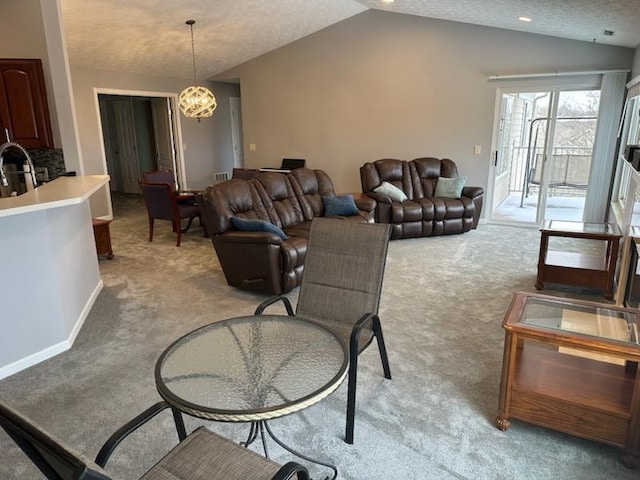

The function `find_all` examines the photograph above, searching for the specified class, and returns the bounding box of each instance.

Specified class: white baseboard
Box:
[0,280,103,380]
[68,279,103,346]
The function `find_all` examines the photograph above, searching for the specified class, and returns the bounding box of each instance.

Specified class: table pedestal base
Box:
[243,420,337,480]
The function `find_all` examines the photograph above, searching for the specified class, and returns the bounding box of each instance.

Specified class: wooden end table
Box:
[92,218,114,259]
[495,291,640,468]
[536,220,622,299]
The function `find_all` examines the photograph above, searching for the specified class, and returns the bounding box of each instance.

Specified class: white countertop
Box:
[0,175,110,218]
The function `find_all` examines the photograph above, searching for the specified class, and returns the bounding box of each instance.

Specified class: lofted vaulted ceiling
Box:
[60,0,640,82]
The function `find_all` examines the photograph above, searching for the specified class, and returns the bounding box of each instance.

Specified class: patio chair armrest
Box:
[350,312,378,353]
[254,295,294,315]
[94,401,174,467]
[354,312,377,330]
[270,461,310,480]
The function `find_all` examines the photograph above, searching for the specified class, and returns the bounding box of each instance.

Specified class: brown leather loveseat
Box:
[200,168,375,295]
[360,157,484,239]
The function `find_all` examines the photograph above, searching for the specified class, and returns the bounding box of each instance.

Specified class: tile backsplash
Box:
[27,148,66,181]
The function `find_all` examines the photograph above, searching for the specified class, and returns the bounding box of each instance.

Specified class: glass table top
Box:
[543,220,621,236]
[519,296,639,345]
[155,315,348,421]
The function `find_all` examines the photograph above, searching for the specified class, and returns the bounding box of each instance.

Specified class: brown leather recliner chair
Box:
[360,157,484,239]
[200,168,375,295]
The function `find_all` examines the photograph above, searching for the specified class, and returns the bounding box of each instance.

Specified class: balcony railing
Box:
[508,146,593,198]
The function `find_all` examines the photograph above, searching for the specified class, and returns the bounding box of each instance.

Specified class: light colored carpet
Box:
[0,193,635,479]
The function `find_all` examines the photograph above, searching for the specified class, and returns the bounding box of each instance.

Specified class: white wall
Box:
[0,0,62,147]
[0,196,103,379]
[217,10,634,196]
[185,81,241,190]
[633,46,640,78]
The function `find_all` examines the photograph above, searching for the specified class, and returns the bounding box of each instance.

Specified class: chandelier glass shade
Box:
[179,85,217,120]
[179,20,217,121]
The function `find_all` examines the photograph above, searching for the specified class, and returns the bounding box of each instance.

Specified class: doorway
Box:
[230,97,244,169]
[490,88,600,225]
[98,94,180,194]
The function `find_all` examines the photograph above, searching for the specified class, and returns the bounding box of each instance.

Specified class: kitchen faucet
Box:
[0,140,38,190]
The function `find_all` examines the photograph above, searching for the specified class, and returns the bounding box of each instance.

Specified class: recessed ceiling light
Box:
[382,0,394,3]
[518,16,532,22]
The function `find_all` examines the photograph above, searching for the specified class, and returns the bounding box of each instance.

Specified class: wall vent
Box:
[212,171,230,183]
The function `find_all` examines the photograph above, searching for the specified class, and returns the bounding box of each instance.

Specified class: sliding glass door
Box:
[490,88,600,225]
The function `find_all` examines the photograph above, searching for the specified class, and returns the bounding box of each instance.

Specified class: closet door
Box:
[112,99,140,194]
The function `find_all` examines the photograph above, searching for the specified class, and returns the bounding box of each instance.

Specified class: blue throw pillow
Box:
[322,194,360,216]
[230,217,288,240]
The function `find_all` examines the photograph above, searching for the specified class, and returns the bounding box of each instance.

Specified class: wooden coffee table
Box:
[535,220,622,299]
[495,291,640,468]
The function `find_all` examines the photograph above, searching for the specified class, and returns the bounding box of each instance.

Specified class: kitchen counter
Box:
[0,175,109,218]
[0,175,110,379]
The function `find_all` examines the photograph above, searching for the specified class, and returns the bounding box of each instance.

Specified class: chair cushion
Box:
[373,181,408,202]
[322,194,360,216]
[231,217,288,240]
[434,176,467,198]
[141,427,281,480]
[177,203,200,220]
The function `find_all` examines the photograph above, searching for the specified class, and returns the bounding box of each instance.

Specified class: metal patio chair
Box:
[0,400,309,480]
[255,217,392,444]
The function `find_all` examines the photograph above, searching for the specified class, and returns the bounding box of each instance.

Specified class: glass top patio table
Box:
[155,315,349,422]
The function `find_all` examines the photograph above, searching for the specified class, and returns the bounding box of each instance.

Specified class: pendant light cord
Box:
[188,20,197,85]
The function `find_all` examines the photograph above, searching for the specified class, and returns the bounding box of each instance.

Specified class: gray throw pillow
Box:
[230,217,288,240]
[434,176,467,198]
[373,181,408,202]
[322,194,360,216]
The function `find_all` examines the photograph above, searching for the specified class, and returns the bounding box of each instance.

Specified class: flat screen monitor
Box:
[280,158,305,170]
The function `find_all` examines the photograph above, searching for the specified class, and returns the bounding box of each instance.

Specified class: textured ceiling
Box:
[358,0,640,48]
[59,0,640,82]
[60,0,367,81]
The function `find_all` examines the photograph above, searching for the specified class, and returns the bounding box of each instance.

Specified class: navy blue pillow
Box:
[230,217,288,240]
[322,194,360,216]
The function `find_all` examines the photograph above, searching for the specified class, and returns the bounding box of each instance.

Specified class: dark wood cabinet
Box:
[0,59,54,148]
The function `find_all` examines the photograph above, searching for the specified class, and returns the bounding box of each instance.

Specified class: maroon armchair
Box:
[141,169,176,186]
[139,182,201,246]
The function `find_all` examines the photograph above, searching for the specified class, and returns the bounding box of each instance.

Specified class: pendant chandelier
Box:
[179,20,217,121]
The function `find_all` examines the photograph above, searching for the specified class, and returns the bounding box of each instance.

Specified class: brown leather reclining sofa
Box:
[200,168,375,295]
[360,157,484,239]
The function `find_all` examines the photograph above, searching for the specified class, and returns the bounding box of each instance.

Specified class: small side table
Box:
[92,218,114,260]
[495,291,640,468]
[536,220,622,299]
